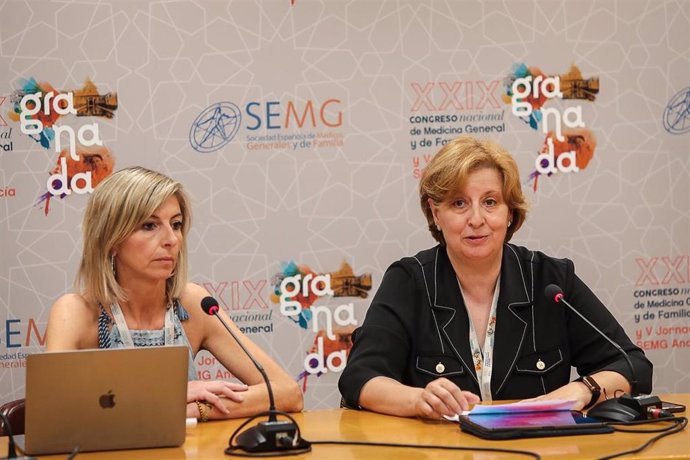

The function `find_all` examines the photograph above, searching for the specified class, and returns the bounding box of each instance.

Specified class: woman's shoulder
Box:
[178,283,213,317]
[46,293,100,350]
[176,284,219,345]
[375,247,442,289]
[391,245,441,270]
[48,294,102,331]
[50,292,99,317]
[504,243,574,274]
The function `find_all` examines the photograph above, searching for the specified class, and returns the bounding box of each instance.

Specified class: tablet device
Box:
[458,410,614,440]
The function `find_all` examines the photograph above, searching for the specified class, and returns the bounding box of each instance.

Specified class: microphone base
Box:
[588,394,664,423]
[227,420,311,456]
[619,394,663,420]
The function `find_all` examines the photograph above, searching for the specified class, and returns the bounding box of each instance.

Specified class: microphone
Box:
[200,296,311,455]
[544,284,664,421]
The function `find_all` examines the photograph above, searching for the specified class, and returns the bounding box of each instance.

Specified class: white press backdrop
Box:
[1,0,689,410]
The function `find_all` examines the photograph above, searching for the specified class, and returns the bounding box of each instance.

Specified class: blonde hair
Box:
[420,136,528,245]
[76,167,191,306]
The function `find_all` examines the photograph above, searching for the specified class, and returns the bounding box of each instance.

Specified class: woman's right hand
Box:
[414,377,480,419]
[187,380,249,416]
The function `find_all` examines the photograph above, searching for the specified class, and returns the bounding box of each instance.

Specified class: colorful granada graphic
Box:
[7,77,117,213]
[504,63,599,191]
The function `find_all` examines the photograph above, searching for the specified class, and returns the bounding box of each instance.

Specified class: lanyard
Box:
[109,301,175,347]
[458,277,500,401]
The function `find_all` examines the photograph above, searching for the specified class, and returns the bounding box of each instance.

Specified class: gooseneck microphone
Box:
[200,296,311,456]
[544,284,665,421]
[201,296,278,416]
[544,284,638,396]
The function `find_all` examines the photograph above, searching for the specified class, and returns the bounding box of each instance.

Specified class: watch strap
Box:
[577,375,602,410]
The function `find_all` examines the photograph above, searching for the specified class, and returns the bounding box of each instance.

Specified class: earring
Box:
[111,254,116,276]
[435,224,441,231]
[508,220,512,227]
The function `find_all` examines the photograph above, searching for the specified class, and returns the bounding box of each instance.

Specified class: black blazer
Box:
[339,244,652,408]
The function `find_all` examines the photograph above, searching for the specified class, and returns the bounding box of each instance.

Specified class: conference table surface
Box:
[7,393,690,459]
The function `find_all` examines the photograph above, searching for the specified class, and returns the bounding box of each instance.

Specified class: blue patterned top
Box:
[98,300,197,381]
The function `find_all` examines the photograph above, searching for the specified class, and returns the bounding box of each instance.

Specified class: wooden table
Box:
[6,394,689,459]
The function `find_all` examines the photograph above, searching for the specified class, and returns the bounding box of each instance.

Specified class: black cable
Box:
[0,412,18,459]
[308,440,541,459]
[223,410,687,459]
[224,411,540,458]
[596,416,687,460]
[307,416,688,460]
[224,448,312,458]
[607,415,682,432]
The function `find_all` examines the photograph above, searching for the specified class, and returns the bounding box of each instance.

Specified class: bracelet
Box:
[195,400,210,422]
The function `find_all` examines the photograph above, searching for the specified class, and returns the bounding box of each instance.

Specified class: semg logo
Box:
[190,98,343,153]
[1,319,46,348]
[246,99,342,130]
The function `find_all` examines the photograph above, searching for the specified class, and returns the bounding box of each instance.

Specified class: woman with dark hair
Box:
[339,135,651,419]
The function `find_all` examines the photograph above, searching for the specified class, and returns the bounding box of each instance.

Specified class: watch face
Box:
[582,376,601,392]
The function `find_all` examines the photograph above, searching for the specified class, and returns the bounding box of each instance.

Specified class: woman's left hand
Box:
[187,380,249,415]
[521,381,590,411]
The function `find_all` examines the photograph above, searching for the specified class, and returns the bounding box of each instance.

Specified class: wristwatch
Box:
[576,375,602,410]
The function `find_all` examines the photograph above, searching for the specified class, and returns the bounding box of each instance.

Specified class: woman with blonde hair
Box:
[45,166,302,420]
[339,135,651,419]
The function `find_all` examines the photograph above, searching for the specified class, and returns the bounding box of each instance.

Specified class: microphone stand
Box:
[546,285,663,420]
[202,298,311,456]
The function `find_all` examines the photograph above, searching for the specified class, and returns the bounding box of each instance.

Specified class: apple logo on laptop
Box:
[99,390,116,409]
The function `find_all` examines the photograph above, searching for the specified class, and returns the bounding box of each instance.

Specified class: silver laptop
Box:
[24,346,188,455]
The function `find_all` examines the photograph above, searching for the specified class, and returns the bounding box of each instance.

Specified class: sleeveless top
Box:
[97,300,197,381]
